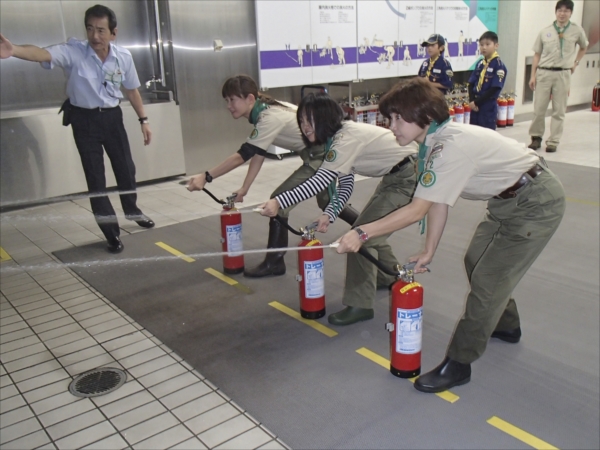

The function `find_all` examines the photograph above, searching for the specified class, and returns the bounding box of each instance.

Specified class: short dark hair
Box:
[297,93,344,147]
[555,0,574,11]
[479,31,498,44]
[85,5,117,34]
[379,78,449,128]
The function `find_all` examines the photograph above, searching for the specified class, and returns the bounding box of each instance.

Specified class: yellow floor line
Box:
[268,301,338,337]
[205,268,251,294]
[0,247,11,262]
[355,347,459,403]
[487,416,559,450]
[566,197,600,207]
[155,242,195,263]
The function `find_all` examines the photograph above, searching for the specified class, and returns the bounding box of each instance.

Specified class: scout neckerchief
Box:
[425,53,440,79]
[248,100,268,126]
[553,20,571,58]
[476,51,499,91]
[416,117,452,234]
[323,136,342,216]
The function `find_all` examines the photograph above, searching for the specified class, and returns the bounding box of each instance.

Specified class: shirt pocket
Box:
[77,62,98,80]
[541,34,558,55]
[563,34,578,55]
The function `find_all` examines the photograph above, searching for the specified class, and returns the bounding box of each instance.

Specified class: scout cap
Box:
[421,34,445,47]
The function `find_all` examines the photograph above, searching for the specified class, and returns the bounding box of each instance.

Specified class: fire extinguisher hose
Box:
[357,247,399,276]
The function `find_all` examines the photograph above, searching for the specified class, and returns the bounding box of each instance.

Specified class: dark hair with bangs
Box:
[379,77,449,128]
[555,0,574,12]
[297,93,345,147]
[221,75,283,106]
[85,4,117,34]
[479,31,498,44]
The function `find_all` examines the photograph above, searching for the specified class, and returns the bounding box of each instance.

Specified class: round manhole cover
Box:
[69,367,127,398]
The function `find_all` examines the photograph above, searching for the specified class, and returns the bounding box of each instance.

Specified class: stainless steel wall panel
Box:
[0,1,67,110]
[0,102,186,207]
[168,0,258,173]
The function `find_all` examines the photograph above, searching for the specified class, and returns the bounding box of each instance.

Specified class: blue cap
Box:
[421,34,445,47]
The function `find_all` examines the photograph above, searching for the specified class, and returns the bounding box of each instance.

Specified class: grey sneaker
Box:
[546,144,557,153]
[528,136,542,150]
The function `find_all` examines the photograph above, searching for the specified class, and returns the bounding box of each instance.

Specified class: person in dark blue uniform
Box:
[418,34,453,94]
[468,31,507,130]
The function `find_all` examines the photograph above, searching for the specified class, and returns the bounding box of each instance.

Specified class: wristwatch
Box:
[205,171,213,183]
[138,116,149,124]
[354,227,369,243]
[574,60,580,65]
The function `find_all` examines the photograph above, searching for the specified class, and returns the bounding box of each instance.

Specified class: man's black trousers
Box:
[70,105,142,241]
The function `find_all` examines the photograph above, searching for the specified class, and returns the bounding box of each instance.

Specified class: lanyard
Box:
[476,51,499,91]
[416,117,451,234]
[553,21,571,58]
[92,49,121,85]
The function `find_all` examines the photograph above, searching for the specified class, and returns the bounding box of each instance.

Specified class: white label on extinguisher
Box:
[507,105,515,120]
[498,106,508,120]
[303,259,324,299]
[464,111,471,124]
[225,223,243,256]
[395,308,422,354]
[455,112,464,124]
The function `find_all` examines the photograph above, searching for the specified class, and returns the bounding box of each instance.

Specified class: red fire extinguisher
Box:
[506,93,515,126]
[296,224,325,319]
[385,263,424,378]
[220,194,244,274]
[454,102,464,124]
[497,96,508,128]
[463,101,471,125]
[448,105,455,122]
[593,80,600,112]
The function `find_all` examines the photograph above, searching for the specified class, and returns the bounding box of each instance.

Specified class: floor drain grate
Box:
[69,367,127,398]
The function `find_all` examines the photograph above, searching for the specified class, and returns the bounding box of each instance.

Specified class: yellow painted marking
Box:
[268,301,338,337]
[399,282,421,294]
[306,239,321,247]
[356,347,389,369]
[355,347,459,403]
[487,416,559,450]
[155,242,195,263]
[566,197,599,207]
[205,268,251,294]
[0,247,11,262]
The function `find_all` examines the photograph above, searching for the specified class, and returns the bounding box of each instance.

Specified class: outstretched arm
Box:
[0,33,51,62]
[234,154,266,202]
[187,153,246,192]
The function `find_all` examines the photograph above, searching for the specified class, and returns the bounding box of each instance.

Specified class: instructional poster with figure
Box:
[255,0,498,89]
[357,0,399,80]
[398,0,436,77]
[309,1,358,84]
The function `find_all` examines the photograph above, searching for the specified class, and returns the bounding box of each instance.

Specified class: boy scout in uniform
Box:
[468,31,507,130]
[418,34,454,94]
[260,93,418,326]
[187,76,358,278]
[528,0,588,153]
[336,78,566,393]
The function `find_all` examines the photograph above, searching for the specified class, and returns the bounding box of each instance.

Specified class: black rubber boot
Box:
[244,217,288,278]
[337,204,360,226]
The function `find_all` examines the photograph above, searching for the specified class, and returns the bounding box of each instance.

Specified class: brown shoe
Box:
[528,136,542,150]
[546,144,557,153]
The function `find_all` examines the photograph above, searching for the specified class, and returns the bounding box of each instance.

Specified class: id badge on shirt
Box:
[105,69,122,87]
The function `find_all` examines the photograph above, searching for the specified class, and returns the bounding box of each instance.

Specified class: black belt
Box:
[538,67,570,71]
[389,156,412,174]
[494,164,545,199]
[71,104,120,112]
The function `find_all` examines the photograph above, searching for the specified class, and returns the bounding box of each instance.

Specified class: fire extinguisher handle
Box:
[403,262,431,273]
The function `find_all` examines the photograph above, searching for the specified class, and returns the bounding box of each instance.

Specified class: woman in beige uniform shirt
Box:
[336,78,566,393]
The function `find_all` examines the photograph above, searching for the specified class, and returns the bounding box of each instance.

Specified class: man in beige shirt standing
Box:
[528,0,588,153]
